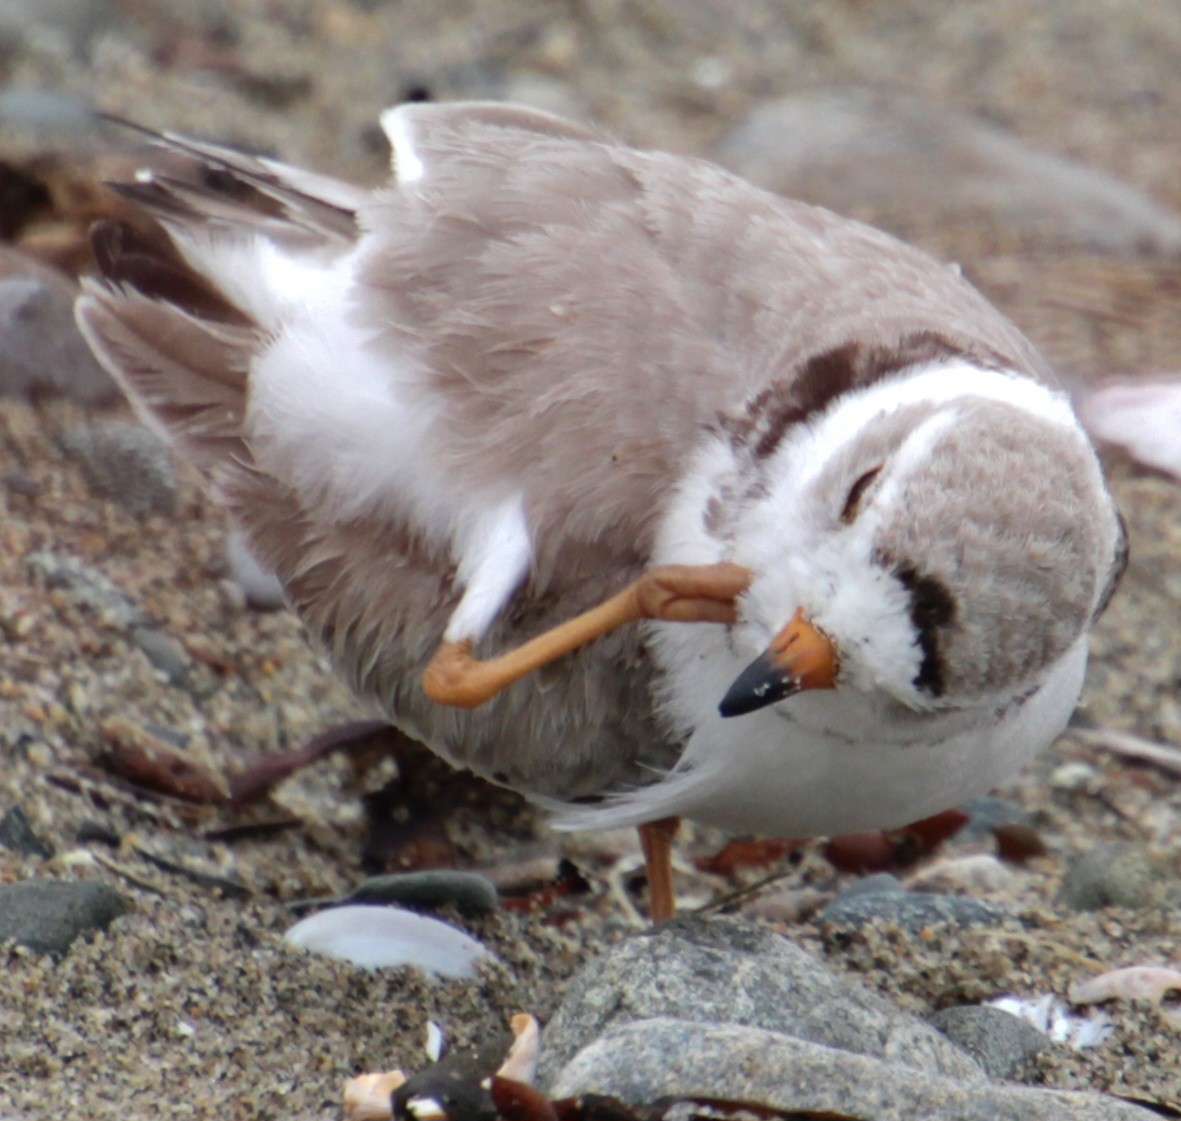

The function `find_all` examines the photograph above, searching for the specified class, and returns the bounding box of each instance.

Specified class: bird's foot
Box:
[422,562,752,708]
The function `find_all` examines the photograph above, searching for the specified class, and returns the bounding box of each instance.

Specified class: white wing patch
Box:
[380,105,427,184]
[245,243,532,642]
[445,496,533,641]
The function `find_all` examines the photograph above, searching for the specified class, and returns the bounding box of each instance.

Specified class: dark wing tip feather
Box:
[89,219,252,326]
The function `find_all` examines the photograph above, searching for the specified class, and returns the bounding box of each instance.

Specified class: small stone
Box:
[0,246,117,404]
[906,854,1019,897]
[345,871,499,916]
[928,1005,1050,1080]
[835,871,904,899]
[957,794,1036,840]
[60,420,178,518]
[0,878,128,954]
[0,805,54,859]
[1050,762,1102,792]
[819,887,1009,931]
[129,626,192,683]
[1056,844,1158,912]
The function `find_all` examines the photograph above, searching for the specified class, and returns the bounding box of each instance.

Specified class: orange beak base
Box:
[718,608,839,718]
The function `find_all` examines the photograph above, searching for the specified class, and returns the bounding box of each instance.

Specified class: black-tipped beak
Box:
[718,608,839,718]
[719,653,804,717]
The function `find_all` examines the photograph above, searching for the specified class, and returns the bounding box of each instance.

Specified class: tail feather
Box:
[75,278,256,484]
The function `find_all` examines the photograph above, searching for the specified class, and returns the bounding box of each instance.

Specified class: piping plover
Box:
[76,103,1126,919]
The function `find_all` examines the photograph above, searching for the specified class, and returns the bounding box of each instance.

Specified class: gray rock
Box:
[929,1005,1051,1080]
[345,871,499,916]
[27,551,145,632]
[551,1018,1156,1121]
[714,89,1181,257]
[60,421,178,518]
[957,794,1036,840]
[836,871,904,899]
[0,247,117,404]
[1056,843,1157,912]
[537,915,981,1087]
[820,886,1009,931]
[129,626,192,684]
[0,805,54,859]
[0,879,128,954]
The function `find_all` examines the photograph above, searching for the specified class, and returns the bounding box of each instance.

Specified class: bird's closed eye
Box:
[840,466,882,524]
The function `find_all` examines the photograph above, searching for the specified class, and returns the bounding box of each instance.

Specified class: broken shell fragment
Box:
[1069,965,1181,1026]
[495,1014,540,1085]
[344,1070,406,1121]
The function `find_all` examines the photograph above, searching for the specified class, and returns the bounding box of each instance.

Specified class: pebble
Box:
[549,1017,1156,1121]
[26,550,145,632]
[0,878,128,955]
[834,871,903,899]
[1056,843,1158,912]
[129,626,192,684]
[0,804,54,859]
[1050,761,1103,792]
[713,89,1181,257]
[0,247,117,404]
[284,904,489,978]
[906,854,1020,897]
[537,915,982,1087]
[60,420,178,518]
[344,871,499,916]
[928,1004,1050,1080]
[956,794,1035,840]
[819,885,1010,931]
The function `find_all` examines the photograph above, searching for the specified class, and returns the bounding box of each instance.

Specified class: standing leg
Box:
[638,816,681,922]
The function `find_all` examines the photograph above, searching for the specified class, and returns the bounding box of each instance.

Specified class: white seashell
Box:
[285,904,488,977]
[425,1020,445,1062]
[343,1070,405,1121]
[1069,965,1181,1026]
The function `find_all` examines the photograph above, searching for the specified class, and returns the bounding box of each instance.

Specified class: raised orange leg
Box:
[638,816,681,923]
[423,562,752,708]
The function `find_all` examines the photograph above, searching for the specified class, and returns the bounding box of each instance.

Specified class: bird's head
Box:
[680,370,1127,722]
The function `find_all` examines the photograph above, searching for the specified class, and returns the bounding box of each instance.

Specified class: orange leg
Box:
[638,816,681,923]
[423,562,751,708]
